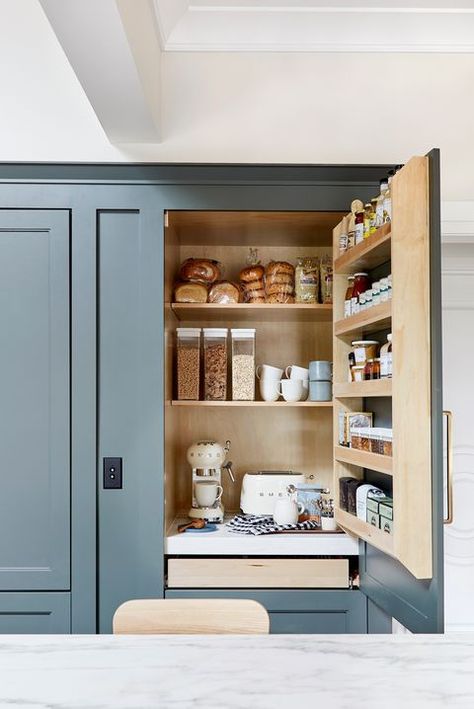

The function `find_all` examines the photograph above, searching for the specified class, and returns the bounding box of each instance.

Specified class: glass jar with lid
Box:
[231,328,256,400]
[203,328,228,401]
[176,328,201,400]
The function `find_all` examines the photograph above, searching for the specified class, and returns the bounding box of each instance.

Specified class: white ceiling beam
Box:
[39,0,161,143]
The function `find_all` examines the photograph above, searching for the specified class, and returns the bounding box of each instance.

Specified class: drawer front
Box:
[165,589,367,634]
[0,592,71,634]
[167,558,349,589]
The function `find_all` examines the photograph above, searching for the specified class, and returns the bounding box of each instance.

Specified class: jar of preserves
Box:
[351,273,371,314]
[351,364,366,382]
[176,328,201,400]
[355,210,364,245]
[344,276,354,318]
[231,328,256,400]
[203,328,228,401]
[351,340,379,366]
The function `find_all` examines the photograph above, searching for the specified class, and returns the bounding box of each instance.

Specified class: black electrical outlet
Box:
[103,457,122,489]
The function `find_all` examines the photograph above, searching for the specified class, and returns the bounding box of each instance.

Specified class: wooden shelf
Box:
[334,223,391,274]
[334,379,392,398]
[171,400,333,407]
[334,301,391,337]
[170,303,333,323]
[334,446,392,476]
[335,508,394,557]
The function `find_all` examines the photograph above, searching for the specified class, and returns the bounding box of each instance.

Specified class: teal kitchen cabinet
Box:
[0,210,70,593]
[166,590,368,634]
[0,593,70,634]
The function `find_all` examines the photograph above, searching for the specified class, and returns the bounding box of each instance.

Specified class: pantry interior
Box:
[162,155,435,589]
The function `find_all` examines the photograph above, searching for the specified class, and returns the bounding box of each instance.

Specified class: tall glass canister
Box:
[203,328,228,401]
[176,328,201,400]
[231,328,256,401]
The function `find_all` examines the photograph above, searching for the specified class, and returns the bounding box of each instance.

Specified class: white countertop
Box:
[166,516,359,556]
[1,634,473,708]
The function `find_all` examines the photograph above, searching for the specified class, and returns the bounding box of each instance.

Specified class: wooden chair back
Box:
[113,598,270,635]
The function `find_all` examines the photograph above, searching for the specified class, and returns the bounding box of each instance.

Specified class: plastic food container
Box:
[231,328,256,400]
[351,340,379,366]
[176,328,201,400]
[203,328,228,401]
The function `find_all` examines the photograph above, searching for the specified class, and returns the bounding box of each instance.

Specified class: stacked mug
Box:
[309,361,333,401]
[256,363,309,402]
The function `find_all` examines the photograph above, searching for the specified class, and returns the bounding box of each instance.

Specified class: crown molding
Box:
[441,201,474,245]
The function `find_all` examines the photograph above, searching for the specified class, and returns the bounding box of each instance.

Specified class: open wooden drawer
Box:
[167,558,349,589]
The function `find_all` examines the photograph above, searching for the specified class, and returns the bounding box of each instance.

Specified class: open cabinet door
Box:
[359,150,444,633]
[332,150,443,633]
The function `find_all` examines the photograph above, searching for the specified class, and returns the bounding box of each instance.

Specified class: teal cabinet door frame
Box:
[0,210,70,592]
[0,592,70,633]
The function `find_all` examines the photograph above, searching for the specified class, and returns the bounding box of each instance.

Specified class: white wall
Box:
[0,0,473,200]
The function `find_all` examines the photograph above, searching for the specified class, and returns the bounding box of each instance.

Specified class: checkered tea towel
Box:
[226,513,320,535]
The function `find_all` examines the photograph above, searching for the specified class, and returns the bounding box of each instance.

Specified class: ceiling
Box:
[153,0,474,52]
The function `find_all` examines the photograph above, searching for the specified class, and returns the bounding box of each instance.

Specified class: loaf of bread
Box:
[246,288,266,301]
[174,281,208,303]
[265,261,295,278]
[239,265,265,283]
[244,279,265,292]
[208,281,242,304]
[266,282,294,297]
[266,293,295,304]
[179,258,221,284]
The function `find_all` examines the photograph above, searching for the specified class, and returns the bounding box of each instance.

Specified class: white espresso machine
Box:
[187,439,235,523]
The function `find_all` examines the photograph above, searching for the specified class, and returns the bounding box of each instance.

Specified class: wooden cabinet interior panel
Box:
[167,558,349,589]
[391,156,432,580]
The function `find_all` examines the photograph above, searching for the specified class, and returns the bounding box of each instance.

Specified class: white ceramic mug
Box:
[195,481,223,508]
[273,498,305,525]
[256,364,284,381]
[278,378,304,403]
[285,364,309,381]
[259,378,280,402]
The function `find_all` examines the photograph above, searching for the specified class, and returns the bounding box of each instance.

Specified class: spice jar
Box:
[372,281,381,306]
[351,364,365,382]
[344,276,354,318]
[176,328,201,400]
[203,328,228,401]
[231,328,256,400]
[351,273,371,314]
[364,358,380,380]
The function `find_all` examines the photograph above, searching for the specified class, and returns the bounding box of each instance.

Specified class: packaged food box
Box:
[339,412,373,447]
[379,499,393,520]
[380,517,393,535]
[367,511,380,527]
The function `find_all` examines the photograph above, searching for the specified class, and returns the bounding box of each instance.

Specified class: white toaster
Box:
[240,471,306,515]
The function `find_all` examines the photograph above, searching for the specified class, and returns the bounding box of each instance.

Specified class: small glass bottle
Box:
[348,199,364,249]
[365,288,373,309]
[363,202,372,240]
[344,275,355,318]
[339,215,349,255]
[355,210,364,245]
[176,328,201,400]
[375,179,388,228]
[370,198,378,234]
[383,170,394,223]
[359,292,366,311]
[231,328,256,401]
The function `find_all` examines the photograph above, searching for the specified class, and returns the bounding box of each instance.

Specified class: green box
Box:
[380,516,393,535]
[367,497,381,514]
[379,500,393,520]
[367,511,380,527]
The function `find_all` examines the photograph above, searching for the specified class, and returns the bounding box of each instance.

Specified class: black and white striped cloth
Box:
[226,513,319,536]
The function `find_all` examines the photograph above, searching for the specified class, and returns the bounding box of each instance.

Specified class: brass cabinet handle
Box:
[443,410,454,525]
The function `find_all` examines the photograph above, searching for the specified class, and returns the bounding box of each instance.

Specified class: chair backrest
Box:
[113,598,270,635]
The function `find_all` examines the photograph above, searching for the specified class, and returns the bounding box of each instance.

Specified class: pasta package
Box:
[295,257,320,304]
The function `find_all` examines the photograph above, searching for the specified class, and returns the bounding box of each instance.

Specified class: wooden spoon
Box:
[177,519,206,534]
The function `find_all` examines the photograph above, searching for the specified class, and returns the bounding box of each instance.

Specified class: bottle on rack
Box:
[375,179,388,228]
[355,209,365,245]
[339,215,349,255]
[380,334,392,378]
[370,198,378,235]
[348,199,364,249]
[383,170,394,223]
[363,203,372,240]
[344,276,355,318]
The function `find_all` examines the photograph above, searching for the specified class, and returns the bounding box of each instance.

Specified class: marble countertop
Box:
[0,633,473,708]
[166,515,359,556]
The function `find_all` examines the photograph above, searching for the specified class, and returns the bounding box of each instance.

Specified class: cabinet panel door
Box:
[0,211,70,590]
[0,592,70,633]
[360,149,444,633]
[165,589,367,634]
